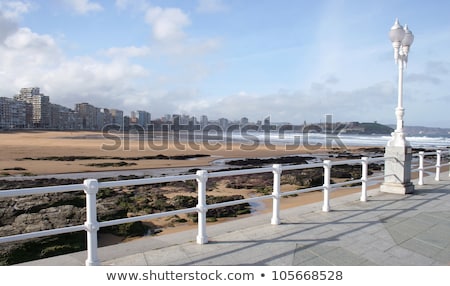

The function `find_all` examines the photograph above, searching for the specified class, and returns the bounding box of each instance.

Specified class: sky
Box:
[0,0,449,128]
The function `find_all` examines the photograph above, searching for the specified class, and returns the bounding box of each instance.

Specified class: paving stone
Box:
[292,245,320,265]
[295,256,334,266]
[415,224,450,249]
[385,229,411,244]
[400,238,443,258]
[370,239,396,252]
[413,212,448,225]
[319,247,369,266]
[386,219,429,237]
[434,249,450,265]
[105,253,148,266]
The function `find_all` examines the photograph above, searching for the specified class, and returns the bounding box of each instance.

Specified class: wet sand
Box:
[0,130,366,176]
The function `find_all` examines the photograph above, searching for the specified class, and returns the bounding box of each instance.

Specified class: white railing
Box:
[0,150,448,266]
[415,150,450,185]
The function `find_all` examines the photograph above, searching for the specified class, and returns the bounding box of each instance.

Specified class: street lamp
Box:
[380,18,415,195]
[388,18,414,146]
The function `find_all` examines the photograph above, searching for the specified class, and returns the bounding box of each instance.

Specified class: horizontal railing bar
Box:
[0,225,85,244]
[281,186,324,197]
[423,165,437,170]
[0,184,85,198]
[98,174,198,188]
[98,207,198,228]
[418,152,436,156]
[208,167,273,178]
[331,159,362,166]
[281,162,324,171]
[367,174,387,181]
[367,157,387,163]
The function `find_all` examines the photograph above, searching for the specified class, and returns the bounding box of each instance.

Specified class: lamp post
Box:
[388,18,414,146]
[380,18,415,195]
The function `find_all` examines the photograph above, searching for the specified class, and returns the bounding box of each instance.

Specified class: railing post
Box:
[83,179,100,266]
[418,151,424,185]
[360,157,369,202]
[196,170,208,244]
[435,150,441,181]
[271,164,282,225]
[322,160,331,212]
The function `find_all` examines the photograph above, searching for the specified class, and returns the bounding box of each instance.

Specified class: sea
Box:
[226,131,450,149]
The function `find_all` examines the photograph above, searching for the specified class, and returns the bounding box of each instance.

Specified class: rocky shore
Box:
[0,148,386,265]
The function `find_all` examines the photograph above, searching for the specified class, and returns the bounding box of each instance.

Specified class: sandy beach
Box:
[0,130,381,245]
[0,130,365,176]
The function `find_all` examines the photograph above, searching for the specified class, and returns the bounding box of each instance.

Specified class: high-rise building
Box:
[101,108,112,126]
[110,109,124,129]
[136,110,151,127]
[75,102,99,130]
[0,97,29,129]
[218,118,229,130]
[240,117,249,126]
[200,115,208,129]
[0,97,13,129]
[50,103,77,129]
[14,87,50,128]
[130,111,138,124]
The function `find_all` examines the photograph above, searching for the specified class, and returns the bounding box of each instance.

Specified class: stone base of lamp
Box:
[380,181,414,194]
[380,142,415,195]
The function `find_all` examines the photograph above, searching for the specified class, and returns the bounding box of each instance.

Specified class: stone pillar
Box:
[380,144,414,194]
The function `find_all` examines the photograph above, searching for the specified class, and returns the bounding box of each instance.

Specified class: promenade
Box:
[17,174,450,266]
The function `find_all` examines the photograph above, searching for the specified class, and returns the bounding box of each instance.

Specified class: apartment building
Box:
[0,97,29,129]
[13,87,50,128]
[75,102,101,130]
[50,103,78,130]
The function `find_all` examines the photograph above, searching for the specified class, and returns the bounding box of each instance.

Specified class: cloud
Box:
[0,1,31,41]
[406,61,450,85]
[174,80,396,124]
[62,0,103,14]
[115,0,148,11]
[1,27,62,73]
[145,6,191,42]
[41,58,149,104]
[324,75,339,85]
[0,23,150,110]
[0,12,17,42]
[196,0,228,13]
[116,2,193,44]
[406,73,441,85]
[1,0,223,118]
[426,61,449,75]
[4,27,56,49]
[0,0,32,19]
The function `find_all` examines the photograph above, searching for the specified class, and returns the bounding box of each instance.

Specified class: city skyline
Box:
[0,86,317,128]
[1,86,402,131]
[1,1,450,128]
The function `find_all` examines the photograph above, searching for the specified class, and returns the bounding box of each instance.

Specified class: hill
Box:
[341,122,394,135]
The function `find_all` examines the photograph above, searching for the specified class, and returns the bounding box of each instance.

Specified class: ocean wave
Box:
[228,131,449,148]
